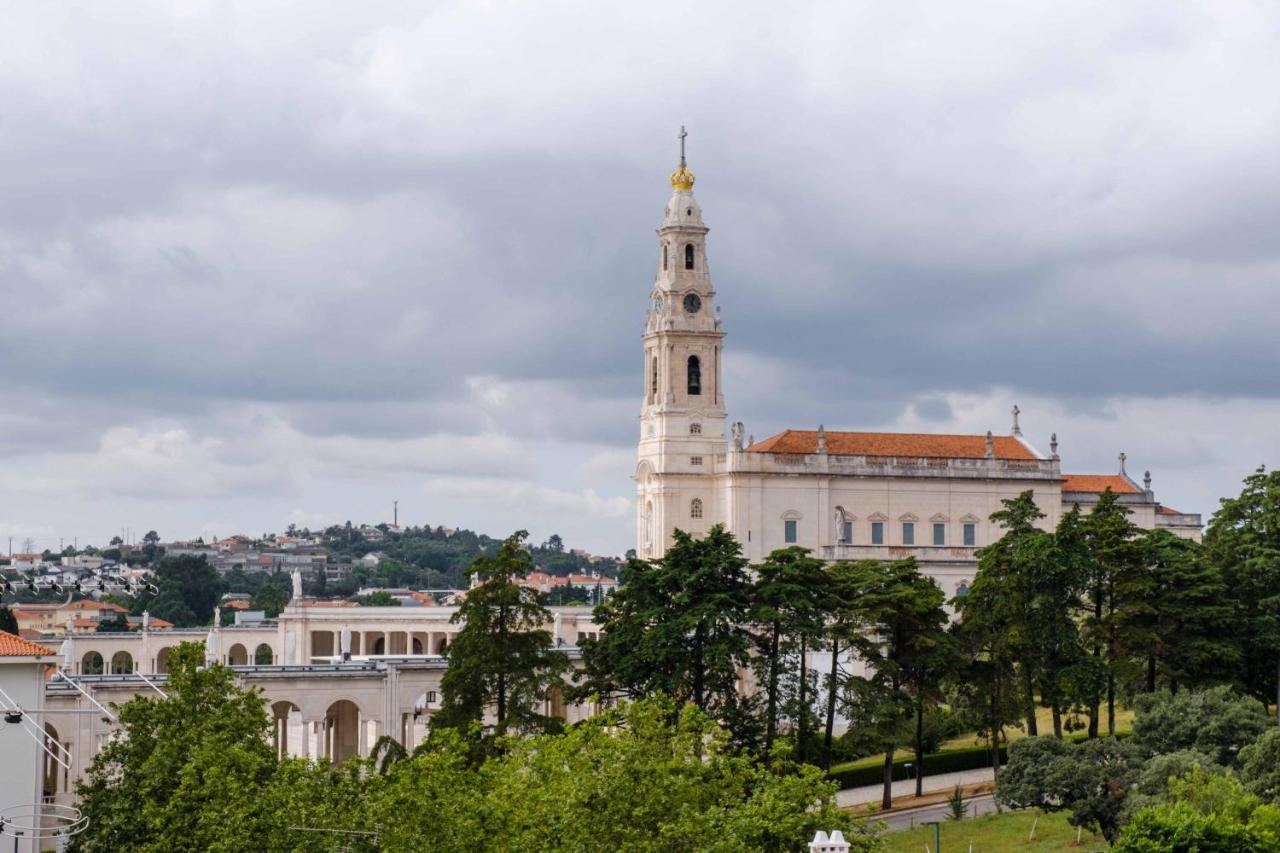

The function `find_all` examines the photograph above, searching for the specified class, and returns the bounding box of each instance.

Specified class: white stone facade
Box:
[634,161,1201,597]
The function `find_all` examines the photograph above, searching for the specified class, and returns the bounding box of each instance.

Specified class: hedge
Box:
[826,730,1126,790]
[827,743,1008,790]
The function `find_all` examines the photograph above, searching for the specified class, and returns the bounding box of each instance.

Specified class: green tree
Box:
[0,605,17,634]
[1114,767,1280,852]
[820,560,878,771]
[964,491,1052,735]
[250,581,288,618]
[1081,489,1144,737]
[841,558,949,809]
[750,546,829,755]
[1137,529,1235,692]
[997,734,1144,842]
[1204,466,1280,719]
[580,525,756,743]
[357,590,402,607]
[1131,686,1270,767]
[377,698,877,853]
[71,643,275,852]
[152,554,223,626]
[1240,728,1280,803]
[434,530,569,739]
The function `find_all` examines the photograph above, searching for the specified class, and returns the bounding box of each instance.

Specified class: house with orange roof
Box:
[11,600,131,636]
[633,155,1201,600]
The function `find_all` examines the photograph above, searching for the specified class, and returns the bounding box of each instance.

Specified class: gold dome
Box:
[669,164,695,192]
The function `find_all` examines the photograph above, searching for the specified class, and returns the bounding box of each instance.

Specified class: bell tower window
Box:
[650,356,658,401]
[687,356,701,395]
[662,244,668,271]
[684,243,695,270]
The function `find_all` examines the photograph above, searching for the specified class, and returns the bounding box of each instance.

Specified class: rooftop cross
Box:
[1011,404,1022,436]
[678,125,687,167]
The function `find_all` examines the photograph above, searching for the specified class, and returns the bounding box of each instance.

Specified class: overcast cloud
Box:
[2,1,1278,555]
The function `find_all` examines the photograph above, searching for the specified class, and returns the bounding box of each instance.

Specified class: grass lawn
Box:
[881,809,1106,853]
[829,705,1134,776]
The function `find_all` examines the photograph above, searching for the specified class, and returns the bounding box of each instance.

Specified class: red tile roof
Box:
[1061,474,1140,494]
[1159,505,1185,515]
[747,430,1038,460]
[0,631,53,657]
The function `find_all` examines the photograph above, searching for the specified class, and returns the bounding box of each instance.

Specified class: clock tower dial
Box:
[683,293,701,314]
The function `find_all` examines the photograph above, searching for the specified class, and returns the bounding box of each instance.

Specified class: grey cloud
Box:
[1,1,1278,553]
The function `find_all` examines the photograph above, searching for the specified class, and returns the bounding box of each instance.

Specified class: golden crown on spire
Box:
[669,164,696,191]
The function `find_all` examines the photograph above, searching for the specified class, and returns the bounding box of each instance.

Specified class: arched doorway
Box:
[270,700,303,759]
[324,700,361,764]
[81,651,103,675]
[434,636,449,655]
[227,643,248,666]
[404,688,440,750]
[110,651,134,674]
[372,636,385,655]
[254,643,274,665]
[155,646,171,673]
[411,637,423,654]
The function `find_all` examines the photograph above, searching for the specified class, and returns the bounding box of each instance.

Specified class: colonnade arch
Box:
[227,643,249,666]
[110,651,134,674]
[255,643,274,665]
[81,651,103,675]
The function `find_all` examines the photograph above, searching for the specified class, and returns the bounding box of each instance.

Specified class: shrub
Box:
[1240,728,1280,804]
[1131,686,1270,767]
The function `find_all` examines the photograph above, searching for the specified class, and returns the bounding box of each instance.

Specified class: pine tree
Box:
[1204,466,1280,719]
[579,525,756,743]
[841,558,950,809]
[1081,489,1143,736]
[750,546,829,755]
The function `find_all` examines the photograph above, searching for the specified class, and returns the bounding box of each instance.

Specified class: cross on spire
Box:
[1011,404,1022,436]
[678,125,687,167]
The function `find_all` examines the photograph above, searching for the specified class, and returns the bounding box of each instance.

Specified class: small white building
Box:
[0,631,57,852]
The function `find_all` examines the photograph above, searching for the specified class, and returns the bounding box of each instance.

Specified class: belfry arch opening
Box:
[687,355,701,395]
[684,243,695,270]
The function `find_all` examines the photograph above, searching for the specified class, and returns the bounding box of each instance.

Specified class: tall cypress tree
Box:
[435,531,569,739]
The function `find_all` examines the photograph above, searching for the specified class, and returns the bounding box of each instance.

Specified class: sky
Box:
[2,1,1279,556]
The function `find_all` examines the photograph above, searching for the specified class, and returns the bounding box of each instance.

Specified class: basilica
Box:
[634,150,1201,599]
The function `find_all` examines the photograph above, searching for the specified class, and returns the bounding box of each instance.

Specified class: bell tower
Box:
[635,129,726,558]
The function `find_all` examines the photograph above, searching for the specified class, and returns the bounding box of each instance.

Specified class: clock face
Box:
[683,293,702,314]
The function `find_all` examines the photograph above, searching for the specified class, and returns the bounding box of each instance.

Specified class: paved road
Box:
[836,768,996,807]
[874,794,998,832]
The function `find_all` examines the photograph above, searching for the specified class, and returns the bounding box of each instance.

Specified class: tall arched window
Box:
[687,355,701,395]
[691,498,703,519]
[663,244,668,271]
[684,243,695,270]
[650,356,658,400]
[644,502,654,546]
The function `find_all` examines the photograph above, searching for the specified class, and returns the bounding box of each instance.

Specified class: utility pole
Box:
[393,500,398,528]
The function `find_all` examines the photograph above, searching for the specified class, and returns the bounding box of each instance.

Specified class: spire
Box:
[669,125,696,191]
[1011,404,1022,436]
